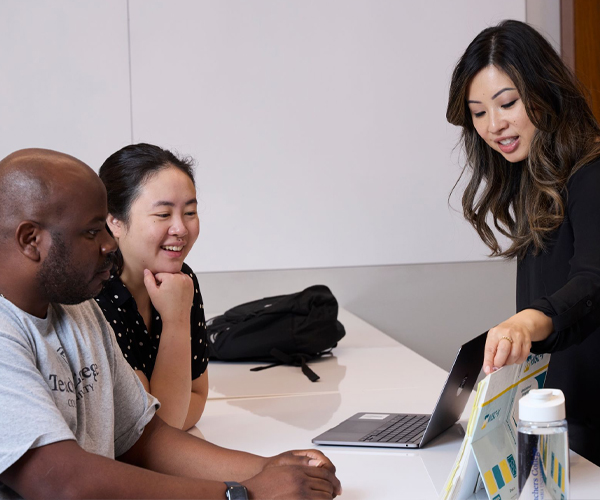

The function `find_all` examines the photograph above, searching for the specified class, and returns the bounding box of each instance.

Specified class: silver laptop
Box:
[312,332,486,448]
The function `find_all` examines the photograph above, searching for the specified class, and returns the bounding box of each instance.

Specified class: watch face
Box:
[225,481,248,500]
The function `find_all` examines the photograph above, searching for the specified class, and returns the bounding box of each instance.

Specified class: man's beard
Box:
[37,232,112,305]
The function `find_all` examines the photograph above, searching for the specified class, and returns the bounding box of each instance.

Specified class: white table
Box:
[197,309,600,499]
[206,308,447,400]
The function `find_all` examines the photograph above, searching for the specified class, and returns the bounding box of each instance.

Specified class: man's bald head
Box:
[0,148,103,242]
[0,148,116,315]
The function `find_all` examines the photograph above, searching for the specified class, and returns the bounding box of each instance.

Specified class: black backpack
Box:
[206,285,345,381]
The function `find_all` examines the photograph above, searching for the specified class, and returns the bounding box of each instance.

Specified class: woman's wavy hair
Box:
[98,143,196,275]
[447,19,600,259]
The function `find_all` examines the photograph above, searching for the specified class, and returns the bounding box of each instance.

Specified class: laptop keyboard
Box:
[359,414,430,444]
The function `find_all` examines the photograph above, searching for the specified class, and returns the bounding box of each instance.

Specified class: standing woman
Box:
[447,20,600,464]
[96,143,208,430]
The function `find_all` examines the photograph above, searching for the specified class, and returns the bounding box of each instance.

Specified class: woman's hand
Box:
[142,269,195,429]
[483,309,553,375]
[143,269,194,324]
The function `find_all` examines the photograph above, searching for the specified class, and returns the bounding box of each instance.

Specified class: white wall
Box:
[1,0,525,273]
[0,1,132,168]
[128,0,526,271]
[526,0,561,54]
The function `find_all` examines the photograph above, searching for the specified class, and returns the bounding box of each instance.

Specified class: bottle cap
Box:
[519,388,565,422]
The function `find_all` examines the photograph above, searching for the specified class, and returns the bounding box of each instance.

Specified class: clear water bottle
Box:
[517,389,569,499]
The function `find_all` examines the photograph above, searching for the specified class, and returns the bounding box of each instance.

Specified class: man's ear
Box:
[106,214,123,239]
[15,221,45,262]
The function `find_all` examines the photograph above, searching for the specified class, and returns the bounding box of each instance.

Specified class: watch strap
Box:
[224,481,248,500]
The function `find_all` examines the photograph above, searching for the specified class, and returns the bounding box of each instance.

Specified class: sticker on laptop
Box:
[360,414,389,420]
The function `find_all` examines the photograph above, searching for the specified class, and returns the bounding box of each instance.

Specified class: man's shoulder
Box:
[57,298,99,316]
[0,298,34,345]
[54,300,119,364]
[58,300,110,329]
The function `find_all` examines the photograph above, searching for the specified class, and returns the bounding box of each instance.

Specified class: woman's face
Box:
[467,65,537,163]
[109,166,199,277]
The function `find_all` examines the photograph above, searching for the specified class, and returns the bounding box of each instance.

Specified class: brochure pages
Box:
[440,353,550,500]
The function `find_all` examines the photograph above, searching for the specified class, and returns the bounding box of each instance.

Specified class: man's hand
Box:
[265,449,337,473]
[483,309,553,374]
[143,270,194,324]
[242,464,342,499]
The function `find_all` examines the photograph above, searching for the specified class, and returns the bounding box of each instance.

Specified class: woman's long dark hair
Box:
[447,19,600,259]
[98,143,196,275]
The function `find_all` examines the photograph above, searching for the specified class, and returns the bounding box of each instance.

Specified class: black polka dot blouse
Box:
[95,262,208,381]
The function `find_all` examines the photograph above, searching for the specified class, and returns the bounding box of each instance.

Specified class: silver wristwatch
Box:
[224,481,248,500]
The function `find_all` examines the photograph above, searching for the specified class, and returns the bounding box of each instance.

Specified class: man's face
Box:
[38,231,114,304]
[37,177,116,304]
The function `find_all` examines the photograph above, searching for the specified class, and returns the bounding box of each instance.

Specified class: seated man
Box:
[0,149,341,500]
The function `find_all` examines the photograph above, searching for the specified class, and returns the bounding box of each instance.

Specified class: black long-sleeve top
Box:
[518,157,600,465]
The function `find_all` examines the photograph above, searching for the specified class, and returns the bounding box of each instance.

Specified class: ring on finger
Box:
[500,336,514,344]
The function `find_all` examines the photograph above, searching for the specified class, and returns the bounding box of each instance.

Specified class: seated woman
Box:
[96,143,207,430]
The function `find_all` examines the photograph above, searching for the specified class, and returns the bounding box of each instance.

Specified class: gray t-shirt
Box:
[0,297,159,499]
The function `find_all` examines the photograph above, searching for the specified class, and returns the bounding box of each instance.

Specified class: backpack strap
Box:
[249,348,325,382]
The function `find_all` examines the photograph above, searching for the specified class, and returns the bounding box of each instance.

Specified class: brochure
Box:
[440,353,551,500]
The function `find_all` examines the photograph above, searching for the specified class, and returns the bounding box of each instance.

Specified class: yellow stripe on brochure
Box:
[441,437,469,499]
[483,470,498,496]
[466,379,487,437]
[441,381,489,499]
[541,437,547,467]
[482,365,549,407]
[441,381,487,499]
[499,459,513,483]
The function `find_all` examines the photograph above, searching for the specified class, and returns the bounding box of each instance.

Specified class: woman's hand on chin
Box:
[143,269,194,324]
